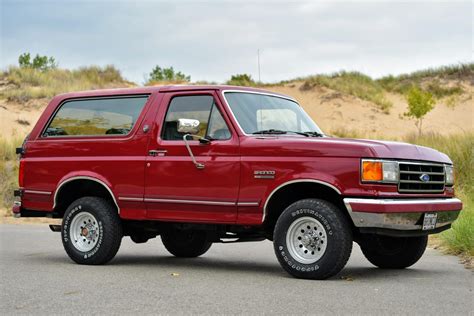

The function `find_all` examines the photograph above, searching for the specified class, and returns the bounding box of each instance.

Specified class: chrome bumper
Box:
[344,198,462,231]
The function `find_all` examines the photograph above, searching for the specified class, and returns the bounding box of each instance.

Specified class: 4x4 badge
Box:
[254,170,275,179]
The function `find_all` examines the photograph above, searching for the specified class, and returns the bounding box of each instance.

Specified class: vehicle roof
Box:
[54,85,294,101]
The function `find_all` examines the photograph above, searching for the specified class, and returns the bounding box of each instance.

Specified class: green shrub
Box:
[404,86,435,136]
[425,80,463,98]
[18,52,57,71]
[226,74,256,86]
[146,65,190,84]
[440,194,474,256]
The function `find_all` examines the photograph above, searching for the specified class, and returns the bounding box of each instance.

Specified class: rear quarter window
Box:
[43,96,148,137]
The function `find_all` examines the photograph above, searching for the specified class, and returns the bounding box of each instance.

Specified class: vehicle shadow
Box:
[107,254,445,281]
[111,254,286,277]
[35,252,446,281]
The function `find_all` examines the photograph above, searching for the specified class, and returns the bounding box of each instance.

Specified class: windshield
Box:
[224,92,323,135]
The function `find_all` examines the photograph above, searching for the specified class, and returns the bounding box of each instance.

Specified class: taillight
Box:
[19,160,25,187]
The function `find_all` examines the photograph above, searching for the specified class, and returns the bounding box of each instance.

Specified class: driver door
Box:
[144,91,240,223]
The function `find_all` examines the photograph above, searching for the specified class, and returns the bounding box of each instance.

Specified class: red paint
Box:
[15,85,462,225]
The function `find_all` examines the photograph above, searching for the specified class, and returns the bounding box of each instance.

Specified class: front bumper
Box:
[344,198,462,234]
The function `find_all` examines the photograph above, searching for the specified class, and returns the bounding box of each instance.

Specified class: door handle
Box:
[149,149,167,157]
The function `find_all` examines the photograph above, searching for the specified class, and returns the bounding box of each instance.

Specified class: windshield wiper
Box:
[252,129,310,137]
[302,131,325,137]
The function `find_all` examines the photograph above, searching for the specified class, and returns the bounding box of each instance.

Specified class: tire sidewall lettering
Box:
[291,208,333,235]
[277,207,333,272]
[63,204,103,259]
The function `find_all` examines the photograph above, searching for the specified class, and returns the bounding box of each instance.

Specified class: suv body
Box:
[13,85,462,279]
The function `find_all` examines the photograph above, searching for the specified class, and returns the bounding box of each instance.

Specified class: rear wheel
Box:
[62,197,122,265]
[273,198,353,280]
[359,235,427,269]
[161,229,212,258]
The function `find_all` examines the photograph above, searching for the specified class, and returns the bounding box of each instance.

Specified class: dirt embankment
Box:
[1,80,472,140]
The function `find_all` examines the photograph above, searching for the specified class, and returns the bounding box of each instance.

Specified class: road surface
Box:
[1,224,472,315]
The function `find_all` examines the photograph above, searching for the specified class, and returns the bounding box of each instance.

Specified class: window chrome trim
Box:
[24,190,52,195]
[53,176,120,213]
[41,94,150,140]
[262,179,342,222]
[221,90,303,137]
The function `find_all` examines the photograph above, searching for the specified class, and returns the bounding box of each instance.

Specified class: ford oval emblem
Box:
[419,174,431,182]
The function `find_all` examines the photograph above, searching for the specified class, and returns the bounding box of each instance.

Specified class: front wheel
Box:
[62,197,122,265]
[273,199,353,280]
[359,235,427,269]
[161,229,212,258]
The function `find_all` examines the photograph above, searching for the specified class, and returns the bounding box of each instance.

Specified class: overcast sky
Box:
[1,0,472,84]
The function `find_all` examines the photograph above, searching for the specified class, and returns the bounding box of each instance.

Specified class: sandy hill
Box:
[1,65,472,140]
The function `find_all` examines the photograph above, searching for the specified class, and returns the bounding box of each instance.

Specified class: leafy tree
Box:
[147,65,190,83]
[226,74,256,86]
[18,53,32,68]
[404,86,435,136]
[18,52,57,71]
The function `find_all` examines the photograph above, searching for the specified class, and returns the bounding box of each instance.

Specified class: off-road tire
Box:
[359,235,427,269]
[62,197,122,265]
[273,199,353,280]
[161,229,212,258]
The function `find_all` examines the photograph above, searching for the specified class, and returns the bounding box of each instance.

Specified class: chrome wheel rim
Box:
[286,216,328,264]
[69,211,99,252]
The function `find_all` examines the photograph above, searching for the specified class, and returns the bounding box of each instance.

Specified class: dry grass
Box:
[0,137,23,214]
[0,65,134,103]
[377,63,473,95]
[300,71,392,113]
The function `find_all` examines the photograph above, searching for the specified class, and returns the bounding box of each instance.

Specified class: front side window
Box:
[162,95,231,141]
[44,96,148,137]
[224,92,322,135]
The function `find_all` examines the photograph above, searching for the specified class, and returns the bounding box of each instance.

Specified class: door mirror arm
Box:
[183,134,205,170]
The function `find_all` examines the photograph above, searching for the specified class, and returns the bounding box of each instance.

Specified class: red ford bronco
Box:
[13,85,462,279]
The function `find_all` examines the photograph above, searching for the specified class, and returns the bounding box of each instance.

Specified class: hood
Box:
[333,138,452,163]
[241,136,452,164]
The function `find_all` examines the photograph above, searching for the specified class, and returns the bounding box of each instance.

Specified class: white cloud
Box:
[1,0,472,83]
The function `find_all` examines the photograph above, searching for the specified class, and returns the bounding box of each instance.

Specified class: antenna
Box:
[257,49,261,83]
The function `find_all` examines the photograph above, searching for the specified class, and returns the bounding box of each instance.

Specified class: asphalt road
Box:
[0,224,472,315]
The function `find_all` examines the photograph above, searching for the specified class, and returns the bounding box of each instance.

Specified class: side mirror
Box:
[177,118,205,170]
[177,118,200,135]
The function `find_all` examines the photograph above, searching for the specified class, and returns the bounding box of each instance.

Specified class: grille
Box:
[398,162,445,193]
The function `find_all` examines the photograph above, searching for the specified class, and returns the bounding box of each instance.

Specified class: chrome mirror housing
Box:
[177,118,200,135]
[177,118,205,170]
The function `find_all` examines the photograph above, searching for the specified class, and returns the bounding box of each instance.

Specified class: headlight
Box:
[361,159,399,183]
[445,165,454,186]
